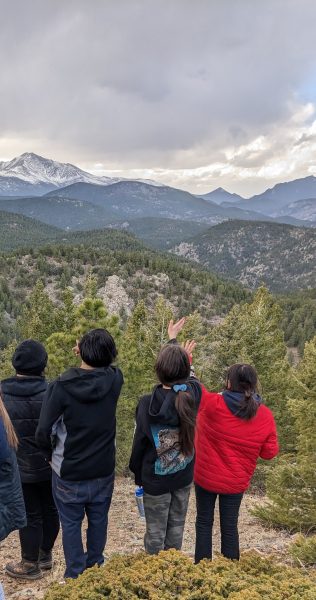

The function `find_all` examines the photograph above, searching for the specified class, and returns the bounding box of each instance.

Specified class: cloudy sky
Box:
[1,0,316,196]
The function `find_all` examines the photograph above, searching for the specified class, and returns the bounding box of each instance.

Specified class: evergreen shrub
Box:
[255,336,316,530]
[290,535,316,567]
[44,550,316,600]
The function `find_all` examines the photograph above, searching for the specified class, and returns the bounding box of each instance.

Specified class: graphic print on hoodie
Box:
[129,379,202,496]
[36,366,123,481]
[150,424,193,475]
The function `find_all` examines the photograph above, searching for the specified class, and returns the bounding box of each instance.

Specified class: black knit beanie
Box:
[12,340,48,376]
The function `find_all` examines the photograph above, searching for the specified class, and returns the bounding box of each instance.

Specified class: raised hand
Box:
[183,340,196,362]
[168,317,186,340]
[72,339,80,356]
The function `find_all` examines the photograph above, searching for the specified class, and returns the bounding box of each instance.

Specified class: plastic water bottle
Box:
[0,583,5,600]
[135,486,145,519]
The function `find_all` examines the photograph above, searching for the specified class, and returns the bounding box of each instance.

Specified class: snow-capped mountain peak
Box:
[0,152,166,197]
[0,152,118,186]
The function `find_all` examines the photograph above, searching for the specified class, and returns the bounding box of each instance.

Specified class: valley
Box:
[0,151,316,357]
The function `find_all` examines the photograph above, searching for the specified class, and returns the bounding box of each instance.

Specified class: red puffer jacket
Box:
[194,388,279,494]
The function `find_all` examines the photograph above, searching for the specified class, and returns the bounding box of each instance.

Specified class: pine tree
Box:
[17,281,59,342]
[0,340,17,379]
[255,335,316,531]
[177,310,213,386]
[73,297,120,340]
[55,288,76,333]
[119,301,154,396]
[46,297,121,379]
[207,287,293,450]
[84,272,98,299]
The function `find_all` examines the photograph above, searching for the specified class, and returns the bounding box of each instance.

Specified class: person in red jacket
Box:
[194,363,279,563]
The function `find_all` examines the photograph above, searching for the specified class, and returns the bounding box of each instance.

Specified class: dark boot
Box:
[39,549,53,570]
[5,560,43,580]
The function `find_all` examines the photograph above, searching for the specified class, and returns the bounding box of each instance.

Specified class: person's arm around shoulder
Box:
[259,411,279,460]
[35,379,63,460]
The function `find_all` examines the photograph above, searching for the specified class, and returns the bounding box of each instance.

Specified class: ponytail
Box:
[155,344,197,456]
[238,389,259,420]
[175,389,197,457]
[226,363,259,420]
[0,394,18,450]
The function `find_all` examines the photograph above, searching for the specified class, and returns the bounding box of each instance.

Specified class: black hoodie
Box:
[129,378,202,495]
[36,366,123,481]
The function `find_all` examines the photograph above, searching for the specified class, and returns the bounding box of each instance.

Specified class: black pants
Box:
[20,479,60,563]
[195,484,243,563]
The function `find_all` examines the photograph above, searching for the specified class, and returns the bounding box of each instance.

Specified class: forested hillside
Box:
[0,196,122,231]
[279,289,316,353]
[0,230,249,348]
[0,223,315,352]
[119,217,209,249]
[0,212,209,253]
[0,211,61,250]
[173,220,316,291]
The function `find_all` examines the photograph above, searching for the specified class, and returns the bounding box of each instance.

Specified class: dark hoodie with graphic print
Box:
[36,367,123,481]
[129,379,202,496]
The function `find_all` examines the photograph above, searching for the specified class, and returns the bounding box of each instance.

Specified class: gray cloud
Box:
[1,0,316,193]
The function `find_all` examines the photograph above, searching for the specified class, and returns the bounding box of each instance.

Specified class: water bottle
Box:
[0,583,5,600]
[135,486,145,519]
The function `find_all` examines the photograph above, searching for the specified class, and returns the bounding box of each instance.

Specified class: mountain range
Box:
[0,153,315,227]
[1,209,315,294]
[199,187,245,205]
[0,152,120,196]
[218,176,316,222]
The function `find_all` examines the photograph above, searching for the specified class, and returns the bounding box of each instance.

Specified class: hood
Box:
[148,385,180,427]
[58,366,120,403]
[1,376,47,398]
[222,390,262,418]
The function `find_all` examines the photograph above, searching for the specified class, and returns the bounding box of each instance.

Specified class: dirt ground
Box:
[0,477,292,599]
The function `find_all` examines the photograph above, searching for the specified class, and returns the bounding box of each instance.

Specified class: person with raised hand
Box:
[129,318,201,554]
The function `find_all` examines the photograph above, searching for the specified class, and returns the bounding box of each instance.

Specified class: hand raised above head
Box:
[168,317,186,340]
[183,340,196,362]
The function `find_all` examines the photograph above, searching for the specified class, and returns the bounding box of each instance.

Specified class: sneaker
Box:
[5,560,43,580]
[39,550,53,570]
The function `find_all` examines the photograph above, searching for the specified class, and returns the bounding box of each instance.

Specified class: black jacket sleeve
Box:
[35,381,63,460]
[129,400,149,486]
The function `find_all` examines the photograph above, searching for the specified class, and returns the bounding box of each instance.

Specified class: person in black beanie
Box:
[1,340,60,580]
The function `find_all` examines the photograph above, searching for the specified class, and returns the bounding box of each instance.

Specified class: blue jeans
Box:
[52,471,114,579]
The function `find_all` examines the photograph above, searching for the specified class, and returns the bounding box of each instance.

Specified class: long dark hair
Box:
[0,394,18,450]
[226,363,259,420]
[155,345,197,457]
